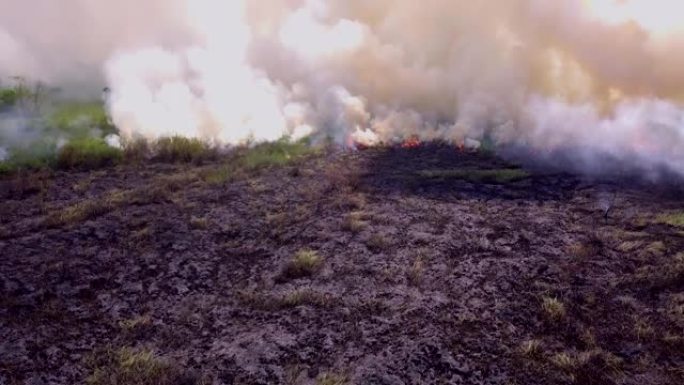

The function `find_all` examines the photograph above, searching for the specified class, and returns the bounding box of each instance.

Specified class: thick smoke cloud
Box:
[2,0,684,178]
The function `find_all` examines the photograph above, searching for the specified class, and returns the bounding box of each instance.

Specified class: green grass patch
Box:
[417,168,530,184]
[154,136,216,163]
[0,143,58,174]
[203,139,317,184]
[47,102,116,137]
[242,139,315,170]
[0,80,37,110]
[56,138,122,170]
[0,87,20,108]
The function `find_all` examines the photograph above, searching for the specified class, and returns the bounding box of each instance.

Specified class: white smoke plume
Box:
[2,0,684,177]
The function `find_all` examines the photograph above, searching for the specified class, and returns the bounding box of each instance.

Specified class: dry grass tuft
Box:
[631,252,684,290]
[541,296,566,322]
[317,373,349,385]
[45,173,192,228]
[86,347,200,385]
[549,349,622,383]
[520,339,543,359]
[154,136,216,164]
[366,234,391,253]
[568,238,602,259]
[342,211,368,234]
[657,212,684,228]
[407,256,425,286]
[119,315,152,332]
[190,216,210,230]
[279,250,324,280]
[238,289,335,311]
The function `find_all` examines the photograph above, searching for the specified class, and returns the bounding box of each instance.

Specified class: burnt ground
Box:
[1,144,683,384]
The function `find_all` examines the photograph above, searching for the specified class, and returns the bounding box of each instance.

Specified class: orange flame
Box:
[401,136,421,149]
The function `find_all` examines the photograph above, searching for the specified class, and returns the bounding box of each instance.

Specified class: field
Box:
[1,143,683,384]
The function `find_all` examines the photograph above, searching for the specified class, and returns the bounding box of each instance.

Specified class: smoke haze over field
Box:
[2,0,684,177]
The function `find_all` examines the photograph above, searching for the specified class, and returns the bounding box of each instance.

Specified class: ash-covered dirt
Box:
[1,144,683,385]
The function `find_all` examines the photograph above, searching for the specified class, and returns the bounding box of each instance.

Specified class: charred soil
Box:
[1,144,683,384]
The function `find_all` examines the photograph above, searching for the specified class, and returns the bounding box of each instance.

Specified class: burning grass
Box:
[416,168,529,184]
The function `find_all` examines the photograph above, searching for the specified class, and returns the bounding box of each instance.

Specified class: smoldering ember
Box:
[1,1,684,385]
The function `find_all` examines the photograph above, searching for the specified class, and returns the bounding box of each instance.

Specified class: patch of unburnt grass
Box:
[407,255,425,286]
[630,252,684,290]
[118,315,152,332]
[189,216,210,230]
[633,316,655,342]
[657,211,684,228]
[277,249,324,281]
[45,174,191,228]
[316,372,349,385]
[85,347,202,385]
[203,139,318,185]
[541,296,567,322]
[45,190,127,227]
[417,168,530,184]
[342,211,368,234]
[366,233,391,253]
[118,137,151,163]
[153,136,216,164]
[568,237,603,259]
[237,289,336,311]
[549,349,622,384]
[1,171,51,200]
[519,339,543,360]
[56,138,122,170]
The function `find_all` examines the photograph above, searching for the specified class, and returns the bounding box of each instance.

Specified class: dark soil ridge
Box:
[1,144,683,384]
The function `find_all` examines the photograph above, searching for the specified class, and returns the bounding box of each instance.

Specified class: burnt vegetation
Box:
[1,142,684,384]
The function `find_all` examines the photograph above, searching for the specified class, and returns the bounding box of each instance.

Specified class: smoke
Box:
[2,0,684,178]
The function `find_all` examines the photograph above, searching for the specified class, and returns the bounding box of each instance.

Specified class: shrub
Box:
[57,138,122,170]
[154,136,216,163]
